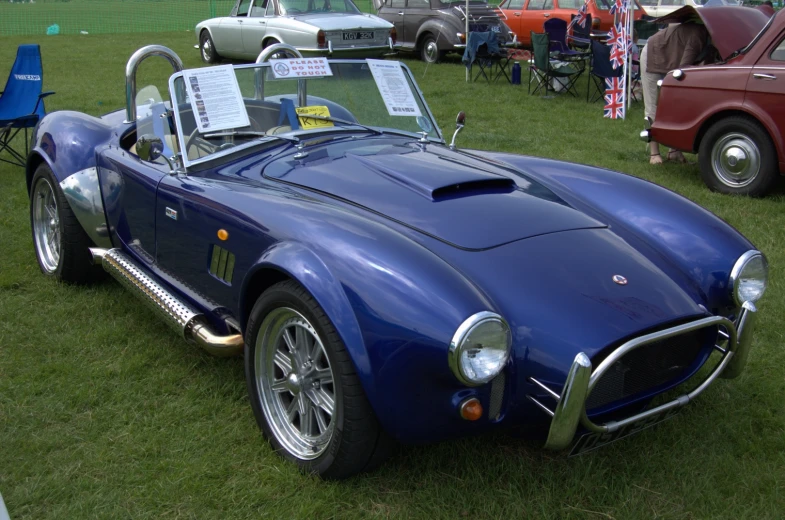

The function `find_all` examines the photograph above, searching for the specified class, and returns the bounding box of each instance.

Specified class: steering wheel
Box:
[185,115,261,160]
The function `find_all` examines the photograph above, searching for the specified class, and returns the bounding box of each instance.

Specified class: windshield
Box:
[167,60,440,168]
[439,0,489,4]
[278,0,361,15]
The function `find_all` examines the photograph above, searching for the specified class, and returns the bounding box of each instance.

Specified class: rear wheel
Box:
[30,163,99,283]
[420,35,441,64]
[245,280,393,479]
[698,116,779,197]
[200,30,220,63]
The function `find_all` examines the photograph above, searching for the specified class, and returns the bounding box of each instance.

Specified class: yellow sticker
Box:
[296,106,334,129]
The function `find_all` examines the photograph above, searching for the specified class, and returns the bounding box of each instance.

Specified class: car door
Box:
[378,0,408,47]
[404,0,431,49]
[242,0,270,58]
[218,0,253,57]
[519,0,553,47]
[500,0,526,42]
[745,33,785,163]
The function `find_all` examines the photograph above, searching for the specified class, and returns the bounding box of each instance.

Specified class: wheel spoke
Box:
[286,397,299,421]
[282,328,296,353]
[273,349,293,374]
[307,388,334,416]
[295,325,309,353]
[310,341,324,364]
[46,203,56,220]
[314,407,328,434]
[271,378,289,393]
[299,395,314,435]
[313,367,332,386]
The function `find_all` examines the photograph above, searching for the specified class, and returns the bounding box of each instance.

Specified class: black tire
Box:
[29,163,100,284]
[420,34,441,64]
[698,115,779,197]
[200,30,220,64]
[245,280,393,479]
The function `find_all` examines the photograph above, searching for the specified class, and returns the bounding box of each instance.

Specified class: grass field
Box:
[2,32,785,519]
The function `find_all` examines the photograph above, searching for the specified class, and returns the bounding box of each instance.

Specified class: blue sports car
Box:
[26,44,766,479]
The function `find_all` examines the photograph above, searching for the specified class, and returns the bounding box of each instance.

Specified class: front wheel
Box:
[420,35,441,64]
[698,116,779,197]
[245,280,393,479]
[29,163,100,283]
[200,30,220,64]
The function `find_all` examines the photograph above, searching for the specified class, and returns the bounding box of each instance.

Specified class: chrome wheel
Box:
[256,307,336,460]
[32,177,60,274]
[711,132,761,189]
[422,37,439,63]
[201,37,212,62]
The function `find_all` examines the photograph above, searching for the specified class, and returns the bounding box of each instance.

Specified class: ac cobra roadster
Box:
[26,44,766,479]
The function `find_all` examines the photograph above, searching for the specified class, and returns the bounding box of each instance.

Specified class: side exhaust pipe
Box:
[90,248,243,356]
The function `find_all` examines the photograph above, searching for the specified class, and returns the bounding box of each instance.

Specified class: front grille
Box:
[586,327,713,411]
[488,371,505,420]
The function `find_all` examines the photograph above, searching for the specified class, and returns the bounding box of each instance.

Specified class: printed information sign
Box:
[366,60,422,117]
[183,65,250,133]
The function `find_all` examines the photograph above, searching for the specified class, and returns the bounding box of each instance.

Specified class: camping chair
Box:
[629,55,642,102]
[462,31,508,83]
[567,14,592,51]
[0,45,54,167]
[544,18,585,59]
[587,39,623,103]
[528,32,583,97]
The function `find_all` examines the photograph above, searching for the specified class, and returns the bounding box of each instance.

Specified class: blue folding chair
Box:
[587,40,623,103]
[0,45,55,167]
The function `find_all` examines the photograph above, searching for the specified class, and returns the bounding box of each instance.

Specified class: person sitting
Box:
[641,22,715,165]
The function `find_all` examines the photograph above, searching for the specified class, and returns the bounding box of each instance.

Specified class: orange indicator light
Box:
[217,229,229,241]
[459,398,483,421]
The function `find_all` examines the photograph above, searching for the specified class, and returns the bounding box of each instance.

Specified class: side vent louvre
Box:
[209,245,235,284]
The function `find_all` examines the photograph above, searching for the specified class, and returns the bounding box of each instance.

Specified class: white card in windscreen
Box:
[367,60,422,117]
[183,65,250,133]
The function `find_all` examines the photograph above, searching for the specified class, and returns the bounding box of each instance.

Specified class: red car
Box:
[642,6,785,196]
[499,0,645,47]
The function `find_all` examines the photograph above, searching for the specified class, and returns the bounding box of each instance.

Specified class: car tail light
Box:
[458,32,466,44]
[317,30,326,49]
[390,27,397,44]
[592,17,600,29]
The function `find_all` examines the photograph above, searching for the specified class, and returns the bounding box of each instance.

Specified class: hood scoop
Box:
[351,153,516,201]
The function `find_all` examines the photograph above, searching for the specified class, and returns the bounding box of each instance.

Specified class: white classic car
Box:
[197,0,397,62]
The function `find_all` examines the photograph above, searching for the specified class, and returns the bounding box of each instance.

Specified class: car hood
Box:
[291,13,392,30]
[656,6,769,60]
[263,139,606,250]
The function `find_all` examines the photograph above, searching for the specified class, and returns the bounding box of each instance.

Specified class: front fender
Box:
[26,111,114,192]
[416,19,462,49]
[477,151,755,315]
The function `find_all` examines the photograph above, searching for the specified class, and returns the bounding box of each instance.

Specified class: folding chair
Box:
[567,14,592,52]
[544,18,586,59]
[462,31,508,83]
[0,44,54,167]
[587,39,623,103]
[528,32,583,97]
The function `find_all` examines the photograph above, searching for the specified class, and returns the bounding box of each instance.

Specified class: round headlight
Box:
[449,312,511,386]
[730,250,768,305]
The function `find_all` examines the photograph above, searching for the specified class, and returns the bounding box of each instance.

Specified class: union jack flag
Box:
[604,77,625,119]
[609,0,627,15]
[567,2,589,31]
[610,44,626,69]
[606,24,623,49]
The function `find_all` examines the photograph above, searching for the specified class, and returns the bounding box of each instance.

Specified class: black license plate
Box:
[569,407,680,456]
[342,31,374,41]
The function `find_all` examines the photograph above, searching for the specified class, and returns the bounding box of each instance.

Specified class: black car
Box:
[374,0,513,63]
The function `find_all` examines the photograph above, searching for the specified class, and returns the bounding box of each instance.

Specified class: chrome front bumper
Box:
[530,302,757,450]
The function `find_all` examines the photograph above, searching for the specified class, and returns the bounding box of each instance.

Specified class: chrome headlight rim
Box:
[448,311,511,387]
[729,249,768,306]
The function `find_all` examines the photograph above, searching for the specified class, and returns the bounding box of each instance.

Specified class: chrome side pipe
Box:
[90,248,243,356]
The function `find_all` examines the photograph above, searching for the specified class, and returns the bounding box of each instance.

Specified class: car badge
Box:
[166,207,177,221]
[613,275,628,285]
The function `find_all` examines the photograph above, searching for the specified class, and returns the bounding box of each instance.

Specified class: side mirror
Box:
[450,111,466,150]
[136,134,164,162]
[136,134,175,170]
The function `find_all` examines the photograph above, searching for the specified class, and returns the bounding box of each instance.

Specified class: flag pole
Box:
[465,0,470,82]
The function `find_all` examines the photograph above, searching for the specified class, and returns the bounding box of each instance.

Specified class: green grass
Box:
[2,32,785,520]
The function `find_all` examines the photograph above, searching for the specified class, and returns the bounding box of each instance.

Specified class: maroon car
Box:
[641,7,785,196]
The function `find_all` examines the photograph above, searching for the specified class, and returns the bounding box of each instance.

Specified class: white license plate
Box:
[342,31,374,41]
[569,407,680,456]
[491,25,501,33]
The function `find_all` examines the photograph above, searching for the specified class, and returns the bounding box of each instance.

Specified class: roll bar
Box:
[254,44,306,105]
[125,45,184,124]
